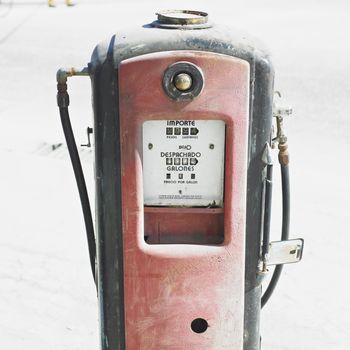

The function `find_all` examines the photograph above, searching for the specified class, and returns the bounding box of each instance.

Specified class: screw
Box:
[209,143,215,149]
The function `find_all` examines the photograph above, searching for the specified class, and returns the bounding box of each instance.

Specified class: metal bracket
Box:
[81,127,93,147]
[272,91,292,146]
[273,91,293,119]
[266,239,304,266]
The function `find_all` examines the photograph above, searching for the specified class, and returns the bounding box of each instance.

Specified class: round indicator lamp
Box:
[174,73,193,91]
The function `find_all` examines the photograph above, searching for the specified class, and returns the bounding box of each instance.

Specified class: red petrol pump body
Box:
[119,51,249,348]
[56,9,304,350]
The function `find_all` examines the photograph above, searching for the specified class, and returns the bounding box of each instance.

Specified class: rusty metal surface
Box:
[144,207,224,244]
[119,50,250,349]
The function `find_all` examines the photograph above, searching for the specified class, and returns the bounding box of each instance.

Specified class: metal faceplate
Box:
[143,120,225,207]
[266,239,304,266]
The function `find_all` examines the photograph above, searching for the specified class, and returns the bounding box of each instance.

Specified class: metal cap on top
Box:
[154,10,211,29]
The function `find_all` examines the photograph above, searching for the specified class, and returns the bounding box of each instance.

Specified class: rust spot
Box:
[278,142,289,165]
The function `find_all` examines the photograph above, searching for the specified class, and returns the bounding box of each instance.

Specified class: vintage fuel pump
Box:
[56,10,304,350]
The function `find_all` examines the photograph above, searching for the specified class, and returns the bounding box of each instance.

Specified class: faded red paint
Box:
[119,51,250,349]
[145,207,225,245]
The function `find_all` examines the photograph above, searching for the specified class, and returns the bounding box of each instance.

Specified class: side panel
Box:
[92,57,126,350]
[244,56,274,350]
[119,51,250,349]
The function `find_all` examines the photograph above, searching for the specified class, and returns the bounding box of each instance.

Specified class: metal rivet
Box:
[174,73,193,91]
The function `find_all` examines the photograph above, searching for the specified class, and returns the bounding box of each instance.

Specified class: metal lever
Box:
[81,127,93,147]
[266,239,304,266]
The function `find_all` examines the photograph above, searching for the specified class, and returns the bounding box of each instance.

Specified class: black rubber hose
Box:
[280,165,290,241]
[261,164,290,308]
[57,86,96,284]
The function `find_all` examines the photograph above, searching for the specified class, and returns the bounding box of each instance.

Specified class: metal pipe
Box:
[261,143,273,269]
[56,67,89,84]
[261,164,273,263]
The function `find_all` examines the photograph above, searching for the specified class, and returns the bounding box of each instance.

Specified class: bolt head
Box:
[174,73,193,91]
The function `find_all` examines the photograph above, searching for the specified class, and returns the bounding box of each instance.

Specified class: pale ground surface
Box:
[0,0,349,349]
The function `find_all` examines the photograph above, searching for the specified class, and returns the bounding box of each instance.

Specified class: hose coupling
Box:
[56,67,88,108]
[57,82,69,108]
[272,91,292,165]
[278,142,289,166]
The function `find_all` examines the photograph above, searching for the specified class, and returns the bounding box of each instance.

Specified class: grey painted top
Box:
[90,21,272,72]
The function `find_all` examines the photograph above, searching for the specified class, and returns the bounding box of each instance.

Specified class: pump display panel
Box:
[143,120,225,207]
